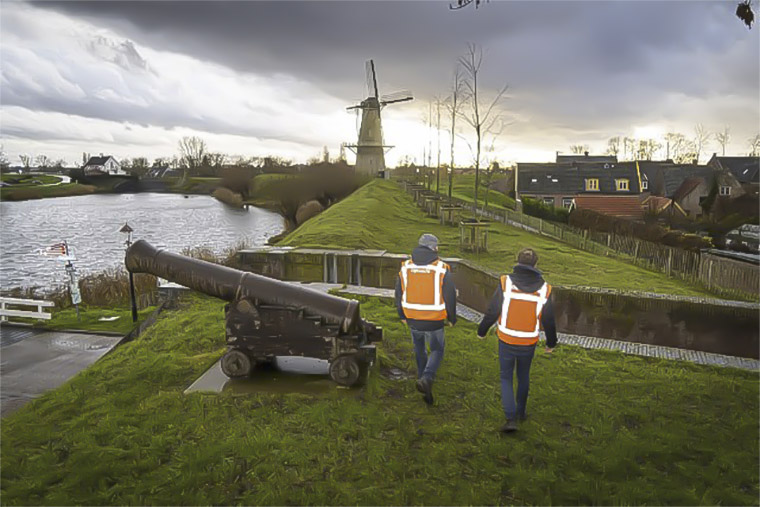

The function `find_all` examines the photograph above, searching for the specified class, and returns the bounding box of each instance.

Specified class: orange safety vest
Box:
[496,275,552,346]
[399,259,450,321]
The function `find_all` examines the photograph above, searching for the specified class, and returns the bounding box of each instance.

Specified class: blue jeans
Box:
[499,340,536,420]
[410,328,445,381]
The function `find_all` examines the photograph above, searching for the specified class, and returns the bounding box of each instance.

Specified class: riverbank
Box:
[1,293,756,505]
[277,179,717,297]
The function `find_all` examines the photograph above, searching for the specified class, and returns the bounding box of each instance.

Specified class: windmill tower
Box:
[346,60,413,178]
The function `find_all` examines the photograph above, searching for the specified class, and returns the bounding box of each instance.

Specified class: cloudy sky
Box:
[1,0,758,167]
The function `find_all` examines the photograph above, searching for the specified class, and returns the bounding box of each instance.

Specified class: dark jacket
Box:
[477,264,557,348]
[395,245,457,331]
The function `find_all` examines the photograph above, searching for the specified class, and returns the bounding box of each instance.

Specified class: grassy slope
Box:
[434,173,516,210]
[1,294,757,505]
[279,180,712,297]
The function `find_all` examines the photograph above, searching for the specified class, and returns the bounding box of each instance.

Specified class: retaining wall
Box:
[238,247,759,359]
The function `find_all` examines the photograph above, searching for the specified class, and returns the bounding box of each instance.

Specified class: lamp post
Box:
[120,223,138,323]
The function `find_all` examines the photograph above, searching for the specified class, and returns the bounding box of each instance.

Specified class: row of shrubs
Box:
[521,197,571,223]
[568,208,712,251]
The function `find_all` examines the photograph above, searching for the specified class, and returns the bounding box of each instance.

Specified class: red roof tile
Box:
[574,195,645,220]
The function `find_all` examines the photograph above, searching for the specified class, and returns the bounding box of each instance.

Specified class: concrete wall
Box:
[238,246,759,359]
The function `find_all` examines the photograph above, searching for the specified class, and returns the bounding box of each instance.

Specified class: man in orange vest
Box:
[477,248,557,432]
[395,233,457,405]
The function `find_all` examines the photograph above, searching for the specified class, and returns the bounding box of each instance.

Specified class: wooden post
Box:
[667,249,673,277]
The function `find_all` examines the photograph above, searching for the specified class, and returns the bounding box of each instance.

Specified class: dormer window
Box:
[585,178,599,191]
[719,186,731,196]
[641,180,649,190]
[615,179,629,191]
[551,178,558,183]
[531,178,537,183]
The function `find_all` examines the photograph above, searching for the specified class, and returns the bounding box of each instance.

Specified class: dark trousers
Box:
[498,340,536,420]
[410,328,445,381]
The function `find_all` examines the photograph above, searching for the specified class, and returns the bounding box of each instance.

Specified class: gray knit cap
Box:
[418,233,439,251]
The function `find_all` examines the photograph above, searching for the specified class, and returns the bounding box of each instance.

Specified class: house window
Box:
[615,179,629,191]
[719,186,731,196]
[562,197,573,208]
[641,179,648,190]
[543,197,554,206]
[585,178,599,191]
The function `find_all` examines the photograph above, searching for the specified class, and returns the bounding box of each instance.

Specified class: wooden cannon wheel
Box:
[329,354,365,387]
[221,349,252,378]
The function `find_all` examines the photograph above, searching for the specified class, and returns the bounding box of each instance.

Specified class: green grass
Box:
[2,294,757,505]
[433,173,516,210]
[0,183,97,201]
[1,174,63,185]
[8,305,158,335]
[279,180,714,297]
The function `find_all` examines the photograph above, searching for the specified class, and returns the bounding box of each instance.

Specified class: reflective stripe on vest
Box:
[497,276,549,342]
[399,259,448,314]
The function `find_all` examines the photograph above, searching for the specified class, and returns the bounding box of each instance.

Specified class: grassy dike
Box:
[279,179,712,297]
[2,294,757,505]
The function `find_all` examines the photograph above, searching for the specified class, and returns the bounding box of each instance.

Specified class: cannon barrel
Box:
[125,240,361,333]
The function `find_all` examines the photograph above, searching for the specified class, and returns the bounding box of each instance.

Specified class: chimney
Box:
[584,151,589,157]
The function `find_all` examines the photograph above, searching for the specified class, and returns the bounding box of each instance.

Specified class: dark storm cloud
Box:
[30,0,758,127]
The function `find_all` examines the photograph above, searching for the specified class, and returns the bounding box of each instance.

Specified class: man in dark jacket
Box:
[477,248,557,432]
[395,233,457,405]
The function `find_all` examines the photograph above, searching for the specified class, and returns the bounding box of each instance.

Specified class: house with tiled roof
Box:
[517,161,643,210]
[572,195,645,220]
[555,152,617,164]
[83,155,126,176]
[707,154,759,192]
[642,195,687,218]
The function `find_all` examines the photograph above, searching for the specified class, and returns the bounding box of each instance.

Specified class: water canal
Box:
[0,193,284,290]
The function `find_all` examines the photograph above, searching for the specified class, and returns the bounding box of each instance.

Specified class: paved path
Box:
[292,282,759,371]
[0,326,122,417]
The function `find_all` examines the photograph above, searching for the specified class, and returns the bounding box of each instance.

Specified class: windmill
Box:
[345,60,413,177]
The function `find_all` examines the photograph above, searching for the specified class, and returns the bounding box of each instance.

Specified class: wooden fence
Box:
[401,181,759,301]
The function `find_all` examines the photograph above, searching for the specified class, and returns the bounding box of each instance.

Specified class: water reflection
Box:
[0,193,284,289]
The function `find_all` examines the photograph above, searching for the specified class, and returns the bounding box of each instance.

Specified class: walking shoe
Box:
[499,420,518,433]
[416,377,434,405]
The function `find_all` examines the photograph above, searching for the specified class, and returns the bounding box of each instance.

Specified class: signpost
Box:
[39,240,81,321]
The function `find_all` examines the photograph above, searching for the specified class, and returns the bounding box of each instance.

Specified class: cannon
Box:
[125,240,381,386]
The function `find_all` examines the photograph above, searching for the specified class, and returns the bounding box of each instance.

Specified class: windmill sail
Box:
[346,60,413,178]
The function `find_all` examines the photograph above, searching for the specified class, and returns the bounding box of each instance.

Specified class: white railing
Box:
[0,297,54,321]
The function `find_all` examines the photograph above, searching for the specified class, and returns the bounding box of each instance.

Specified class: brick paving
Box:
[292,283,759,372]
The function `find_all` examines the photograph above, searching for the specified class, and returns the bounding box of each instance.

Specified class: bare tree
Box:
[34,155,51,169]
[638,139,662,161]
[715,126,731,156]
[178,136,207,180]
[458,43,509,208]
[446,67,468,201]
[570,144,588,155]
[749,134,760,156]
[0,145,9,171]
[19,154,32,169]
[623,137,636,160]
[693,124,710,163]
[434,95,445,192]
[606,137,621,157]
[664,132,686,161]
